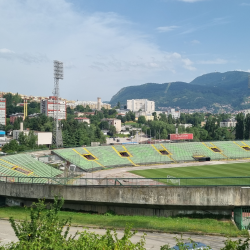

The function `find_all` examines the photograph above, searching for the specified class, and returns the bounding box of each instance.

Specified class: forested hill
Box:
[109,71,250,110]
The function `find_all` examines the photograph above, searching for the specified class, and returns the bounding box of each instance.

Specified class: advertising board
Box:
[168,133,193,140]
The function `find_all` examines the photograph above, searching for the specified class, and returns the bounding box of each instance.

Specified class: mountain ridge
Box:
[109,71,250,110]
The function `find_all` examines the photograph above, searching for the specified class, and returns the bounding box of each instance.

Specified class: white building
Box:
[68,97,111,110]
[102,118,121,133]
[40,96,66,120]
[127,99,155,113]
[155,109,181,119]
[169,109,180,119]
[13,123,52,145]
[0,98,6,126]
[36,132,52,146]
[220,119,237,128]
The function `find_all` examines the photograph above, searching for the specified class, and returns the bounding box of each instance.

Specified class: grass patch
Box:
[130,162,250,186]
[125,122,137,125]
[0,206,247,237]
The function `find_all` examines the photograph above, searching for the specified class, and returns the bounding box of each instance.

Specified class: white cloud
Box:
[156,26,179,32]
[0,48,14,53]
[191,40,200,44]
[199,59,228,65]
[241,3,250,6]
[0,0,195,101]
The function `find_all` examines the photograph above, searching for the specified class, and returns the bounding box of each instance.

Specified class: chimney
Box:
[20,122,23,131]
[97,97,101,111]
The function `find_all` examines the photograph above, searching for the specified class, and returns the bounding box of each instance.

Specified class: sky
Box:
[0,0,249,102]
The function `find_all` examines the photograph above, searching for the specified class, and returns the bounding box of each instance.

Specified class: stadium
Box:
[1,140,250,230]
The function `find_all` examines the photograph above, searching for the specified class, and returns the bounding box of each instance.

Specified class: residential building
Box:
[74,117,90,124]
[127,99,155,113]
[135,111,154,121]
[243,109,250,117]
[70,97,111,110]
[102,118,121,133]
[155,109,180,119]
[10,113,24,124]
[168,109,180,119]
[220,119,237,128]
[74,111,95,117]
[0,98,6,126]
[40,96,66,120]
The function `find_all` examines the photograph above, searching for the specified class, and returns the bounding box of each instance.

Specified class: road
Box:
[0,219,242,249]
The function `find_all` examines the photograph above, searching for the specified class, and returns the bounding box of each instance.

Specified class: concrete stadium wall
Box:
[1,182,249,216]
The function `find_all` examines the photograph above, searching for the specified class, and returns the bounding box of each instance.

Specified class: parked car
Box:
[171,242,211,250]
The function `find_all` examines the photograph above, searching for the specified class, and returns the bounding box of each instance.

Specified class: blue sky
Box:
[0,0,249,101]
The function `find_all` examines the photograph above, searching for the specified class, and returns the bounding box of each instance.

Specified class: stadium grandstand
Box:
[0,154,62,183]
[53,140,250,172]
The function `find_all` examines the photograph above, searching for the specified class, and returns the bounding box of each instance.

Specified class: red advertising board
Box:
[168,133,193,140]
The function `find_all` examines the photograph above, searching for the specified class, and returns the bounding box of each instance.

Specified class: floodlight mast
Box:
[52,60,64,148]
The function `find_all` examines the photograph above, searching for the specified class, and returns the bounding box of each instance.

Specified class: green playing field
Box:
[130,162,250,186]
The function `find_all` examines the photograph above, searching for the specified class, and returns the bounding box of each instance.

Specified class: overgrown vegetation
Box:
[0,198,248,249]
[0,197,146,250]
[0,204,246,237]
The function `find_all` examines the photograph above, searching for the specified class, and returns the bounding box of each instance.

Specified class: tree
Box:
[236,113,244,140]
[109,125,116,136]
[245,114,250,139]
[2,139,19,153]
[138,116,146,124]
[168,114,173,124]
[99,121,109,130]
[159,113,167,123]
[18,132,26,145]
[152,112,158,121]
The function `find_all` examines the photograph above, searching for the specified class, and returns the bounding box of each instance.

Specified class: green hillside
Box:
[109,71,250,110]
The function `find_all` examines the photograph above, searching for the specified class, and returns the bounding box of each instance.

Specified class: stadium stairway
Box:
[113,145,138,166]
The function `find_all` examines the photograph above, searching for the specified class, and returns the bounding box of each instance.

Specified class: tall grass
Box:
[0,206,247,237]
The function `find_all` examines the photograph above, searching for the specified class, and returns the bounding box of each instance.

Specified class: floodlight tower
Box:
[52,60,64,148]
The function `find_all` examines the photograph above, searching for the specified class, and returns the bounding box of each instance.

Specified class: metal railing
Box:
[1,176,250,186]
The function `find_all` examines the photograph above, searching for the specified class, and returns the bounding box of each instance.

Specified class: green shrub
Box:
[0,197,146,250]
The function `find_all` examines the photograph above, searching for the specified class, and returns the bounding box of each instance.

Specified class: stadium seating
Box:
[189,142,226,160]
[87,146,131,167]
[162,143,194,162]
[125,144,173,165]
[213,141,250,159]
[52,140,250,170]
[0,154,62,183]
[54,148,102,171]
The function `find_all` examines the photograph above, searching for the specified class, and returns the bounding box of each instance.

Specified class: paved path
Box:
[0,219,243,249]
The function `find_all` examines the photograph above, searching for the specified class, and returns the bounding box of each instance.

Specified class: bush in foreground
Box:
[0,197,146,250]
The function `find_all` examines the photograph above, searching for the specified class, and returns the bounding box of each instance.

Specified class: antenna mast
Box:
[52,60,64,148]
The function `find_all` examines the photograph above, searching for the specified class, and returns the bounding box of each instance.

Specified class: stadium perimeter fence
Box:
[1,176,250,186]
